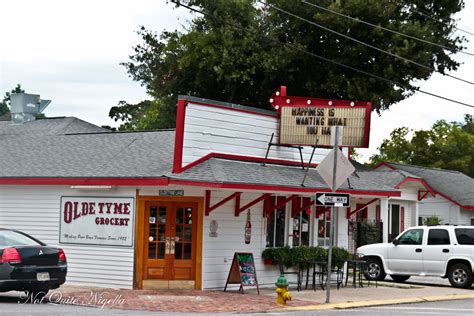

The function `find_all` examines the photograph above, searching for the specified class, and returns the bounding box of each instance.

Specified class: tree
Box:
[370,115,474,177]
[111,0,466,130]
[0,84,25,116]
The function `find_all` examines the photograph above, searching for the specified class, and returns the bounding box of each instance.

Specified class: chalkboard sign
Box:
[224,252,260,294]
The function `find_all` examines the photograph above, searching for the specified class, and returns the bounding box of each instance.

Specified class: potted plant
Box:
[262,248,276,265]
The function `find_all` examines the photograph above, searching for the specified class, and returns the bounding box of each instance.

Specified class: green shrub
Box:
[262,246,335,268]
[261,247,276,261]
[423,215,442,226]
[331,247,351,268]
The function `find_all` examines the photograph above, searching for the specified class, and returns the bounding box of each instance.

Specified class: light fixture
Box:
[70,186,114,190]
[307,100,311,105]
[286,99,290,104]
[350,101,355,106]
[269,98,274,103]
[276,91,280,96]
[275,105,280,110]
[328,101,333,106]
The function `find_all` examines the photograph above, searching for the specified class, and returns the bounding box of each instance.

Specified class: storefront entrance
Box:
[144,202,197,281]
[135,196,203,290]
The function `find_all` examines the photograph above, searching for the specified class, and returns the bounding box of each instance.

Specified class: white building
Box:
[1,90,470,290]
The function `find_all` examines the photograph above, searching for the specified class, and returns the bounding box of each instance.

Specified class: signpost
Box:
[224,252,260,294]
[315,127,355,303]
[316,193,351,207]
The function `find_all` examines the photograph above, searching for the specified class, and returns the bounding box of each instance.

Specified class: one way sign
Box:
[315,193,351,207]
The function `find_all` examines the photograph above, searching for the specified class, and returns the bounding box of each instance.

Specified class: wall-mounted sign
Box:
[159,190,184,196]
[60,196,134,247]
[270,86,371,147]
[209,220,218,237]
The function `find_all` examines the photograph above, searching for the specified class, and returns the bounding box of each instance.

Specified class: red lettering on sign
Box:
[114,203,122,214]
[73,202,80,220]
[106,203,112,214]
[81,202,88,216]
[123,203,130,215]
[64,201,73,223]
[98,202,105,214]
[89,202,96,214]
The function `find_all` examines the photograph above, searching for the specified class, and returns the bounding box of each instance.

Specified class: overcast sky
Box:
[0,0,472,162]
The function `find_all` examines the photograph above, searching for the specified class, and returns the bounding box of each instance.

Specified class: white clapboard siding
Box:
[419,196,460,225]
[0,186,136,289]
[459,209,474,226]
[202,191,298,289]
[182,103,345,168]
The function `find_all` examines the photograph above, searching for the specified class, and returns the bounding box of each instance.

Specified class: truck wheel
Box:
[390,275,410,282]
[448,263,472,289]
[363,258,386,281]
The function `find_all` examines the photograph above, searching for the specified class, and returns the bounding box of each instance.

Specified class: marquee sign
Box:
[59,196,135,247]
[270,86,372,147]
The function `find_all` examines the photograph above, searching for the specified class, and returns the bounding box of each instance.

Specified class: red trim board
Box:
[173,99,187,173]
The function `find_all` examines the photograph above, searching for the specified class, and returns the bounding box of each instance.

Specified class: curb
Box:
[280,293,474,311]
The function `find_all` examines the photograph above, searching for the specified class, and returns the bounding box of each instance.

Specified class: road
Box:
[283,299,474,316]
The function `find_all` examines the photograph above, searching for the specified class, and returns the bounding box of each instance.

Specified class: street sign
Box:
[315,193,351,207]
[315,147,355,191]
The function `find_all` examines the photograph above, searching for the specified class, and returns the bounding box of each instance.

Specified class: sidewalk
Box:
[50,280,474,313]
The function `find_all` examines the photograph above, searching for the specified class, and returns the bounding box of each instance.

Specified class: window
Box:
[455,228,474,245]
[293,210,310,246]
[427,229,450,245]
[470,218,474,226]
[398,229,423,245]
[317,208,331,247]
[266,197,286,247]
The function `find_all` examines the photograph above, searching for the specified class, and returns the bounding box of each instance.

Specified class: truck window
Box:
[427,229,450,245]
[398,229,423,245]
[455,228,474,245]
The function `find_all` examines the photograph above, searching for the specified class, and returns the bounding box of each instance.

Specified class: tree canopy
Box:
[111,0,467,130]
[0,84,24,117]
[370,114,474,177]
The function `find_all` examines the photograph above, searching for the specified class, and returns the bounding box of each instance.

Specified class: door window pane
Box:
[158,243,165,258]
[184,227,192,242]
[398,229,423,245]
[148,242,157,259]
[184,243,191,259]
[185,208,193,224]
[175,242,182,259]
[428,229,450,245]
[176,207,184,224]
[158,207,166,223]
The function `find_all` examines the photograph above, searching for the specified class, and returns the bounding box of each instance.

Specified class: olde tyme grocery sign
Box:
[269,86,372,147]
[60,196,134,247]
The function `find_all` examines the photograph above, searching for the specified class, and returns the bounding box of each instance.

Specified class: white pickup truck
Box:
[356,225,474,288]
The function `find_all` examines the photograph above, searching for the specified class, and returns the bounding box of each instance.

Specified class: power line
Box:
[302,0,474,57]
[169,1,474,108]
[393,0,474,36]
[259,1,473,85]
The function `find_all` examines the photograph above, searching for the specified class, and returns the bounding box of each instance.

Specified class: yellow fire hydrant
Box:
[275,274,292,305]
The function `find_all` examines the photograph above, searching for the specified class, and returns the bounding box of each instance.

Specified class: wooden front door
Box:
[144,202,197,280]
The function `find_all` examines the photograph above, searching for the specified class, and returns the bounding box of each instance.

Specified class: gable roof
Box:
[383,162,474,209]
[169,157,400,196]
[0,117,109,139]
[0,129,175,178]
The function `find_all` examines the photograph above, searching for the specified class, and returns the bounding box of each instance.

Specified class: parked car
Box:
[0,229,67,298]
[356,225,474,288]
